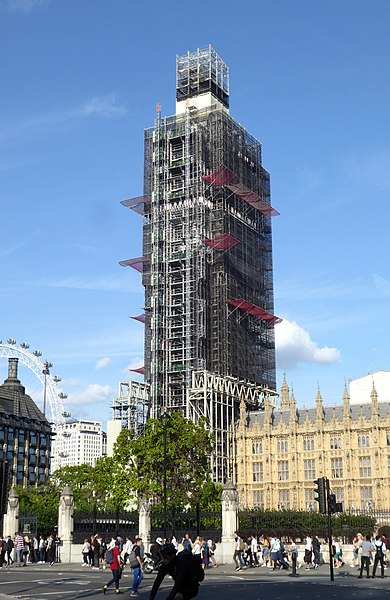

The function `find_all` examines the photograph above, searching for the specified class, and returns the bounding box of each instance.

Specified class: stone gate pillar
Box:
[58,486,74,564]
[219,480,238,564]
[3,488,19,537]
[138,497,151,551]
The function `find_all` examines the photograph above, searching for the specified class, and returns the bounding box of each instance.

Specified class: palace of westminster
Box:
[235,373,390,512]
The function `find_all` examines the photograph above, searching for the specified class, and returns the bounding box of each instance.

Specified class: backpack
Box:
[211,541,216,552]
[105,549,115,565]
[129,549,139,568]
[376,544,384,559]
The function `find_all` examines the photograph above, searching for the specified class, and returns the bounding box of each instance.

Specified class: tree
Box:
[16,483,58,534]
[112,412,220,512]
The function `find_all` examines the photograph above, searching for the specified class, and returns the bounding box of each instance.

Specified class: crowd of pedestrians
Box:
[231,531,390,577]
[0,532,58,567]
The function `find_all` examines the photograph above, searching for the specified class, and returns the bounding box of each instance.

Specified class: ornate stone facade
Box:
[235,376,390,511]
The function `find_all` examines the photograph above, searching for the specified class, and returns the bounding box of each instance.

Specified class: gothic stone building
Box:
[236,376,390,511]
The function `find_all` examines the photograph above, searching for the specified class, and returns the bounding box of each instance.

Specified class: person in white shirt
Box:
[358,535,376,579]
[304,536,313,569]
[251,535,258,566]
[372,535,386,578]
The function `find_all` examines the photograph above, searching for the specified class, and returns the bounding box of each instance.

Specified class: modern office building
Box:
[51,420,106,472]
[0,358,51,488]
[121,46,280,481]
[236,375,390,511]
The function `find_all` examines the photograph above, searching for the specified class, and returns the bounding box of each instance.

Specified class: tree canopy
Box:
[111,411,221,512]
[16,412,222,526]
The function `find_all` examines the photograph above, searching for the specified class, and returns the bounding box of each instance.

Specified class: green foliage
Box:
[19,413,220,519]
[112,412,219,512]
[16,484,58,534]
[238,509,376,541]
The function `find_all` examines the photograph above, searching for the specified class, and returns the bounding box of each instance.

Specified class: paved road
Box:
[0,563,389,600]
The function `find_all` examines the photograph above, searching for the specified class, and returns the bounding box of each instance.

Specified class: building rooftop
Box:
[0,358,50,426]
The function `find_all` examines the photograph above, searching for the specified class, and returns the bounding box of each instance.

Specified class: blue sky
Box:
[1,0,390,426]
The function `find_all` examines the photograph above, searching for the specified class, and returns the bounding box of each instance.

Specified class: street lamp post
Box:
[160,407,171,542]
[42,361,53,417]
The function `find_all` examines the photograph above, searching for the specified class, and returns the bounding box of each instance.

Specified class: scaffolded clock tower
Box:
[120,46,280,482]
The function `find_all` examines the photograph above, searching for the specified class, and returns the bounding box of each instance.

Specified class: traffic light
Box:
[0,461,9,516]
[314,476,327,514]
[328,493,343,514]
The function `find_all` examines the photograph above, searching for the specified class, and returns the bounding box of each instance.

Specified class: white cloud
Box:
[2,0,48,13]
[275,319,341,369]
[0,94,127,145]
[95,357,112,370]
[32,274,142,293]
[373,274,390,297]
[66,383,114,406]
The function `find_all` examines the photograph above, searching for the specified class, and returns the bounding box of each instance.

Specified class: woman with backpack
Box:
[103,540,122,595]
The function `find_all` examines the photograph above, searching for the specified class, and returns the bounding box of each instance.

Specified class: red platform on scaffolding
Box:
[129,366,145,375]
[119,257,146,272]
[228,298,282,325]
[130,314,145,324]
[202,164,279,217]
[203,233,241,250]
[120,195,150,216]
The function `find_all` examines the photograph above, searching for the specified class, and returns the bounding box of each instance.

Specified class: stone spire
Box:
[371,379,379,417]
[280,373,289,409]
[289,387,298,423]
[343,381,351,421]
[263,393,272,428]
[316,385,324,422]
[239,395,247,425]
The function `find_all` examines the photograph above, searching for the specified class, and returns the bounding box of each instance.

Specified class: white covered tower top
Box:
[176,44,229,115]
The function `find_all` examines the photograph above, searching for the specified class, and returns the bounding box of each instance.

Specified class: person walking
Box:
[130,537,144,597]
[14,532,24,567]
[372,535,386,579]
[6,536,14,565]
[46,535,56,566]
[103,540,122,595]
[81,538,91,566]
[148,543,204,600]
[38,536,47,563]
[312,536,321,569]
[358,535,376,579]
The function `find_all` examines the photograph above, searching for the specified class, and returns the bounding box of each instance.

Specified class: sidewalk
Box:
[0,559,366,577]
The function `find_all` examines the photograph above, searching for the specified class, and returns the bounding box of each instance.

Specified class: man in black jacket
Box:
[149,543,204,600]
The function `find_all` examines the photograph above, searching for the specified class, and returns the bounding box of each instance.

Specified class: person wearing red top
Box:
[103,540,122,595]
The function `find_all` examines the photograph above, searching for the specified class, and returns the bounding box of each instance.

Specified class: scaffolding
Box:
[188,370,278,482]
[120,46,281,482]
[111,381,150,437]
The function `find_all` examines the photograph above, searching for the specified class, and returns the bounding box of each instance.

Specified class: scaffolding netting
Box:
[202,164,279,217]
[228,298,282,325]
[203,233,241,250]
[119,257,146,272]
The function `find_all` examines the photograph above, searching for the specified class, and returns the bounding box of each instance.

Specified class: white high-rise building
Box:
[51,419,106,472]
